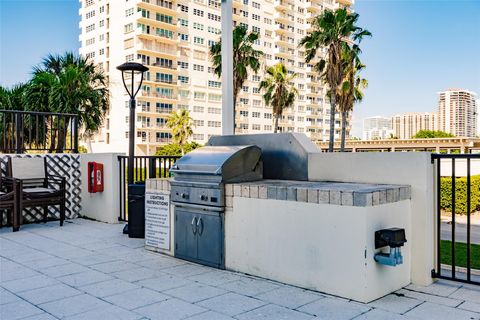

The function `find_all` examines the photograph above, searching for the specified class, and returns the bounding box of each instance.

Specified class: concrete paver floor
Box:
[1,219,480,320]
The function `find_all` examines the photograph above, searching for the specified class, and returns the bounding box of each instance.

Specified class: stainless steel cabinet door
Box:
[196,213,224,268]
[174,209,198,261]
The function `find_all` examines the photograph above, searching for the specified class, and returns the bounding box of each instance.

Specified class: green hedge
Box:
[440,175,480,214]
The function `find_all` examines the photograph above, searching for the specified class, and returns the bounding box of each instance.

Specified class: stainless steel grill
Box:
[170,145,263,268]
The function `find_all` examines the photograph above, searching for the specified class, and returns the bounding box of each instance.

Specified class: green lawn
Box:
[440,240,480,270]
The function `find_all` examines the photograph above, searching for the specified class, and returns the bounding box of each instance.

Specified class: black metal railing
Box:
[431,153,480,285]
[0,110,79,153]
[118,155,180,221]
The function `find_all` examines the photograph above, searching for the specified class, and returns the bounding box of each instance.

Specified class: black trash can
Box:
[128,182,145,238]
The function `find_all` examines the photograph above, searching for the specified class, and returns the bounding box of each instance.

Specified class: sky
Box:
[0,0,479,136]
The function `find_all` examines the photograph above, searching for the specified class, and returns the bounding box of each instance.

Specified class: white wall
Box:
[225,197,411,303]
[79,153,123,224]
[308,152,435,287]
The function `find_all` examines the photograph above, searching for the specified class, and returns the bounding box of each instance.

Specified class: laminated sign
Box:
[145,192,170,251]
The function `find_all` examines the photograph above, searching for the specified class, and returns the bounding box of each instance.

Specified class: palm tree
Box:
[259,63,298,133]
[210,25,263,131]
[299,8,371,151]
[166,108,194,155]
[0,84,29,152]
[338,44,367,151]
[26,52,109,152]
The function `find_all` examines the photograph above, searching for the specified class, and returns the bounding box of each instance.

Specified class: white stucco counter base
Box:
[225,187,412,303]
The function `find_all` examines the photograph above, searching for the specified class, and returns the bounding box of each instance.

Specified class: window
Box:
[239,98,249,105]
[252,75,260,82]
[99,5,104,13]
[208,121,221,127]
[178,4,188,12]
[208,26,221,34]
[178,90,189,98]
[208,40,216,47]
[264,17,272,24]
[252,14,260,21]
[239,123,248,130]
[240,110,248,117]
[125,54,134,62]
[178,61,189,69]
[99,34,104,41]
[86,24,95,32]
[242,86,248,93]
[240,10,248,18]
[178,18,188,27]
[208,80,221,88]
[264,125,272,131]
[125,8,134,17]
[208,107,221,114]
[193,64,204,71]
[194,120,204,126]
[193,134,205,140]
[99,48,104,55]
[253,99,261,107]
[208,13,221,21]
[99,20,104,27]
[86,37,95,46]
[124,23,133,33]
[86,10,95,19]
[193,9,204,17]
[252,112,261,118]
[208,0,220,8]
[208,93,222,101]
[193,22,204,30]
[194,91,206,100]
[252,124,261,130]
[264,113,272,119]
[178,76,189,83]
[193,106,204,112]
[193,37,204,45]
[85,0,94,7]
[178,33,189,41]
[252,87,260,94]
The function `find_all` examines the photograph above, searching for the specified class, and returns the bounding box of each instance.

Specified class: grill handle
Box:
[169,168,222,175]
[197,217,204,236]
[191,216,197,235]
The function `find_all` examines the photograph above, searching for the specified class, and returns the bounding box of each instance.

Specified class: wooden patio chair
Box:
[0,172,20,232]
[7,157,66,230]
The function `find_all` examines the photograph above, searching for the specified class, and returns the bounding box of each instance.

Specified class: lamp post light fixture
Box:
[117,62,149,184]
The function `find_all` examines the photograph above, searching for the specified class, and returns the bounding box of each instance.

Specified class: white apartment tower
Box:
[79,0,352,155]
[438,89,477,138]
[391,112,438,139]
[362,116,392,140]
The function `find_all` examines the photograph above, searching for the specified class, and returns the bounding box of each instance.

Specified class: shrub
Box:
[154,142,201,156]
[440,175,480,214]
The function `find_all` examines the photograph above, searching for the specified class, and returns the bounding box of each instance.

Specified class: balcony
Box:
[138,0,177,15]
[140,90,177,100]
[136,11,177,31]
[136,28,177,44]
[137,42,177,57]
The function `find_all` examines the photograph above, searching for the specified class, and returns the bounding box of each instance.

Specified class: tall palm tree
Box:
[0,84,29,152]
[299,8,371,151]
[166,108,194,155]
[259,63,298,133]
[26,52,109,152]
[338,44,367,151]
[210,25,263,131]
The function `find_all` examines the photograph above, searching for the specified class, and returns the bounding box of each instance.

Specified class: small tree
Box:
[259,63,297,133]
[166,108,194,155]
[413,130,455,139]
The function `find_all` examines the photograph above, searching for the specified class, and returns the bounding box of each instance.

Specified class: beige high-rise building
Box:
[391,112,438,139]
[438,89,477,138]
[78,0,351,155]
[362,116,393,140]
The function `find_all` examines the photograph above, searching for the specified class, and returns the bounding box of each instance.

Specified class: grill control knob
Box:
[181,193,188,199]
[200,195,207,201]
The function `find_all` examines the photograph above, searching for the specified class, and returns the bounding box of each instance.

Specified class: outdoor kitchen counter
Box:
[225,180,411,207]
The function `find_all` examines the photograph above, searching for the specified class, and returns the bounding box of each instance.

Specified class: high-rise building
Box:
[79,0,352,155]
[391,112,438,139]
[438,89,477,138]
[362,116,393,140]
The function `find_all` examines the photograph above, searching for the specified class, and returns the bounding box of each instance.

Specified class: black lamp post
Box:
[117,62,149,184]
[117,62,149,238]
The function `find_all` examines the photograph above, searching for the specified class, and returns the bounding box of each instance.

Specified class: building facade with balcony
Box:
[391,112,438,140]
[362,116,393,140]
[79,0,351,155]
[438,88,477,138]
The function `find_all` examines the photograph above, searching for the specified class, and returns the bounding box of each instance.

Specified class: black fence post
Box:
[73,116,79,153]
[15,112,22,154]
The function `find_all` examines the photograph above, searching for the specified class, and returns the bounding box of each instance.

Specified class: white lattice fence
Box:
[0,154,82,223]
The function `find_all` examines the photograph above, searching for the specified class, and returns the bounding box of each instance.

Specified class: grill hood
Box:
[170,145,262,183]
